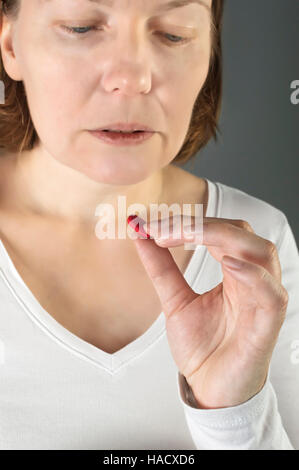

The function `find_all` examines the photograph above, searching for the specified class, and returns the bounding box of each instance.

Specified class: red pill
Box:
[127,215,151,239]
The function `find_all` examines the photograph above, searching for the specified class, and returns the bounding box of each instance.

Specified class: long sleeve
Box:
[177,214,299,450]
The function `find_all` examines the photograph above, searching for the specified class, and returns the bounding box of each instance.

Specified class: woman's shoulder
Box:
[214,179,287,221]
[212,179,290,248]
[167,166,289,244]
[168,166,288,231]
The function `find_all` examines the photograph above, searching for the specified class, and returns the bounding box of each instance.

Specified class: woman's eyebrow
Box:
[87,0,211,14]
[42,0,210,15]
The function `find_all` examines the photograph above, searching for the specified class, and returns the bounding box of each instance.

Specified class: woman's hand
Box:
[128,215,289,409]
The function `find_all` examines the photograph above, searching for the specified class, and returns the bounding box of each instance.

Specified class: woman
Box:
[0,0,298,450]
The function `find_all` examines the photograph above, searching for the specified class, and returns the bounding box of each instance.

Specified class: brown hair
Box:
[0,0,225,165]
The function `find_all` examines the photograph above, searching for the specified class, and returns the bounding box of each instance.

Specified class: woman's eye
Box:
[159,33,188,45]
[62,25,100,36]
[62,26,189,46]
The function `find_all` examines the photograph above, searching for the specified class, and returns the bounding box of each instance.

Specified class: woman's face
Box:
[3,0,212,184]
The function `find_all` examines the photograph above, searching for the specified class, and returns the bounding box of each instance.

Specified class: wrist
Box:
[185,372,268,410]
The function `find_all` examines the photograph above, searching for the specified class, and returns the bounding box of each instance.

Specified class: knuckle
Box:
[264,239,278,259]
[236,219,254,232]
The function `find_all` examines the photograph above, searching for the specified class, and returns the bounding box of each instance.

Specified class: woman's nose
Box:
[102,61,152,96]
[100,29,153,96]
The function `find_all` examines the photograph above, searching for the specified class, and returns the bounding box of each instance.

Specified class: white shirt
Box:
[0,178,298,450]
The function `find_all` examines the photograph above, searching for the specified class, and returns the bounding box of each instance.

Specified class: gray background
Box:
[179,0,299,245]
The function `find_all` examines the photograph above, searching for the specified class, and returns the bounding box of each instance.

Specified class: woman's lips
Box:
[88,129,155,146]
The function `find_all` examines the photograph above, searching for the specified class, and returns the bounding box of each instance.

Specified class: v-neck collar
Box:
[0,178,219,374]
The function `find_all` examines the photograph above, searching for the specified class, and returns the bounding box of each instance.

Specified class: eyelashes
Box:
[61,25,100,36]
[61,26,190,46]
[160,32,188,45]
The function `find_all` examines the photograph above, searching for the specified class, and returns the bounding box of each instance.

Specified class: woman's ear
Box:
[0,13,23,81]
